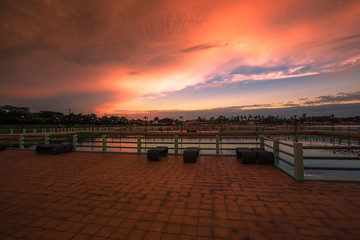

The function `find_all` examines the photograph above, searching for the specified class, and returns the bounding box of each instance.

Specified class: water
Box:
[264,135,360,180]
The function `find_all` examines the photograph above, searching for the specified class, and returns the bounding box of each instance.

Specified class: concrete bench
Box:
[36,144,73,154]
[236,147,257,164]
[147,146,168,161]
[183,147,199,162]
[0,143,7,151]
[250,148,275,164]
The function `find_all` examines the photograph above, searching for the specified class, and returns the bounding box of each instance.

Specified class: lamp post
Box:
[330,114,335,131]
[20,115,26,129]
[255,115,259,132]
[180,116,183,133]
[55,116,60,132]
[291,115,297,132]
[219,115,223,133]
[144,116,147,132]
[91,117,95,131]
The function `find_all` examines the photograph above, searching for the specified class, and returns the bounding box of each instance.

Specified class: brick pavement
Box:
[0,150,359,240]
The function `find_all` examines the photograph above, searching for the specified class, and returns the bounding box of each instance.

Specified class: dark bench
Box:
[0,143,7,151]
[236,147,257,164]
[250,148,275,164]
[147,146,168,161]
[36,144,73,154]
[183,147,199,162]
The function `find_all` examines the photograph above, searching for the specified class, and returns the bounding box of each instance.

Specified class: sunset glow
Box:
[1,0,360,118]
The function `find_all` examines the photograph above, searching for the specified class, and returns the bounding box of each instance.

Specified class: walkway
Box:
[0,150,359,239]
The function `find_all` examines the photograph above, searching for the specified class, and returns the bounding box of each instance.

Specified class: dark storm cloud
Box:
[181,43,220,53]
[114,103,360,119]
[304,91,360,105]
[0,0,216,65]
[0,90,120,114]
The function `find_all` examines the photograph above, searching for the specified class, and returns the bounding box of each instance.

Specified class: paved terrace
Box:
[0,151,359,240]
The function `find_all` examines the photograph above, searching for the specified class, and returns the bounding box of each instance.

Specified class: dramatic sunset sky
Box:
[1,0,360,118]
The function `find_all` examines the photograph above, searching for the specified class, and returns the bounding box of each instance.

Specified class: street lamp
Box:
[219,115,223,133]
[144,116,147,132]
[55,116,60,132]
[291,115,297,132]
[180,116,183,133]
[91,117,95,131]
[20,115,26,129]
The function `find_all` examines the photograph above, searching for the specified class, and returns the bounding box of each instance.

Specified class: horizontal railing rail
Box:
[264,136,360,180]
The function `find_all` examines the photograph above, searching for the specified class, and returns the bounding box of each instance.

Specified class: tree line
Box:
[1,105,359,126]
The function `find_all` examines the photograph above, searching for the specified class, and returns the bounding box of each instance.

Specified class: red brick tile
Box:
[119,219,137,229]
[67,222,87,233]
[197,226,213,237]
[110,227,131,239]
[134,220,152,230]
[180,224,197,236]
[160,232,178,240]
[72,233,92,240]
[2,152,360,240]
[81,223,102,235]
[182,216,198,225]
[144,231,162,240]
[214,227,230,239]
[107,217,124,227]
[126,229,146,240]
[165,223,181,234]
[96,225,116,238]
[128,211,143,220]
[168,214,184,224]
[149,221,167,232]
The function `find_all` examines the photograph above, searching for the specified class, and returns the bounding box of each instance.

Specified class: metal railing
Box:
[1,124,359,135]
[2,133,360,181]
[264,137,360,181]
[0,133,260,156]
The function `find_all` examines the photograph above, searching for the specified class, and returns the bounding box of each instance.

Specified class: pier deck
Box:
[0,150,359,239]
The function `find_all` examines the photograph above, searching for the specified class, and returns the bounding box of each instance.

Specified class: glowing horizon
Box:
[1,0,360,118]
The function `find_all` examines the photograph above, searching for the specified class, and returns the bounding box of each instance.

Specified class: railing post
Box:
[10,129,13,135]
[33,128,36,133]
[73,134,78,151]
[294,142,304,180]
[102,134,107,152]
[216,135,220,156]
[137,136,142,153]
[260,135,264,149]
[174,135,178,155]
[19,134,24,149]
[44,134,50,144]
[23,128,26,134]
[273,138,279,165]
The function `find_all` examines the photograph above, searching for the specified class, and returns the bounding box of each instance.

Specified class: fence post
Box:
[137,136,142,153]
[174,135,178,155]
[19,134,24,149]
[10,129,13,135]
[216,135,220,156]
[44,134,50,144]
[23,128,26,134]
[273,138,279,165]
[102,134,107,152]
[73,134,78,151]
[294,142,304,180]
[260,135,264,149]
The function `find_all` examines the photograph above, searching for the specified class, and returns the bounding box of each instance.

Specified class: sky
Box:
[1,0,360,119]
